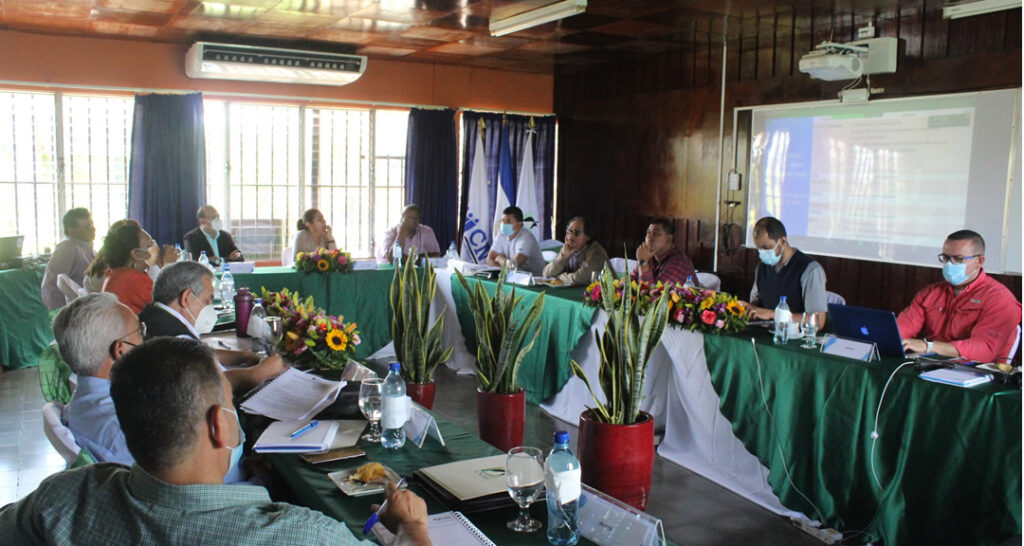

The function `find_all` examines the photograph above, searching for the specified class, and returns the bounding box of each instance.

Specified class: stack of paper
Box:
[241,368,345,421]
[254,420,340,453]
[920,367,993,387]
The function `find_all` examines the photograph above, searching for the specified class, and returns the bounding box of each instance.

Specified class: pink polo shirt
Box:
[896,270,1022,363]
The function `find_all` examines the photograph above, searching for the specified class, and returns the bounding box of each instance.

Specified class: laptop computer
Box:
[0,235,24,262]
[828,303,906,357]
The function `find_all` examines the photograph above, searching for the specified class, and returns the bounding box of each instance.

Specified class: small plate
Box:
[328,466,401,497]
[977,363,1018,375]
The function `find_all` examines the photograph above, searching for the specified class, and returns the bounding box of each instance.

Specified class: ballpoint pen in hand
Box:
[363,477,407,535]
[289,420,319,438]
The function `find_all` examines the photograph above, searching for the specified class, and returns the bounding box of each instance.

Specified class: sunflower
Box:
[727,300,744,316]
[316,259,330,272]
[325,329,348,351]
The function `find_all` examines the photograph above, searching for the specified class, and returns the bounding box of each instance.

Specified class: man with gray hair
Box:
[138,261,283,391]
[52,293,144,464]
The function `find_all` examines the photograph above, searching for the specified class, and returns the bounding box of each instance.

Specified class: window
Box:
[0,91,131,255]
[206,101,408,260]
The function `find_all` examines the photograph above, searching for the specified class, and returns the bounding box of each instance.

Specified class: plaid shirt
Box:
[631,245,695,286]
[0,463,372,545]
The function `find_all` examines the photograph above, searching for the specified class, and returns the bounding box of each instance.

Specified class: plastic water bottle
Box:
[773,296,791,345]
[198,251,211,270]
[381,362,408,449]
[175,244,187,262]
[683,275,695,289]
[545,431,581,546]
[392,239,403,267]
[220,265,235,309]
[445,241,458,261]
[249,298,267,354]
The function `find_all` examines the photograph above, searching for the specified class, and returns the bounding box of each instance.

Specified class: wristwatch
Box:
[638,259,649,267]
[924,339,934,353]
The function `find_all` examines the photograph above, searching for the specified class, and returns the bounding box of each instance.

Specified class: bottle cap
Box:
[389,362,401,372]
[780,296,787,302]
[554,430,570,444]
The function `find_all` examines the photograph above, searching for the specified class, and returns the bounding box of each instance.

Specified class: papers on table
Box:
[240,368,345,421]
[224,261,255,274]
[920,367,994,387]
[416,455,508,501]
[373,512,495,546]
[353,259,378,271]
[253,419,340,453]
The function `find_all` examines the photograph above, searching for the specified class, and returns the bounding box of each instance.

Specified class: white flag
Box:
[515,132,541,241]
[460,132,490,263]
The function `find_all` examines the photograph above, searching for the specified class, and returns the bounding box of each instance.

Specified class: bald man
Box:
[183,205,243,266]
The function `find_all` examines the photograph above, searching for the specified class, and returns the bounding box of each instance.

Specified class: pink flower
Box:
[715,319,725,328]
[701,310,716,325]
[674,308,686,322]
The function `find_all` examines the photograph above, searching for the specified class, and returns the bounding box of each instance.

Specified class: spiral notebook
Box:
[372,511,494,546]
[240,368,345,421]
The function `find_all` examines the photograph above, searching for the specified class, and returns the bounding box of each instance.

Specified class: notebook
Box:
[372,511,495,546]
[413,455,515,513]
[253,419,339,453]
[920,367,994,387]
[240,368,346,421]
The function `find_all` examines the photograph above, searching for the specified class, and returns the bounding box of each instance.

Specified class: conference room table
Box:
[0,266,54,370]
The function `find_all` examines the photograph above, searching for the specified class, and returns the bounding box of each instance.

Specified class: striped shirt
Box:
[0,463,372,545]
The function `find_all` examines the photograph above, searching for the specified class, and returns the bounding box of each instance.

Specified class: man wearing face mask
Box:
[897,230,1021,362]
[741,216,828,327]
[487,206,546,275]
[183,205,244,265]
[0,337,433,545]
[138,261,284,391]
[51,293,144,465]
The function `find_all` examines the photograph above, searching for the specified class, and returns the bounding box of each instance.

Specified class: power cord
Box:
[869,361,915,489]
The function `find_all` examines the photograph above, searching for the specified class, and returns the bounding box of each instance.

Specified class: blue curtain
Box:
[128,93,206,247]
[404,108,458,249]
[459,112,557,242]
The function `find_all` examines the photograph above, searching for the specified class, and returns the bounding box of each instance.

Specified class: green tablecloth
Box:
[450,278,597,405]
[704,331,1022,545]
[268,415,597,545]
[0,267,53,369]
[232,266,396,360]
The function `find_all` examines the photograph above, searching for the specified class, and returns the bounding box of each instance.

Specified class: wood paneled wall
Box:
[553,2,1022,312]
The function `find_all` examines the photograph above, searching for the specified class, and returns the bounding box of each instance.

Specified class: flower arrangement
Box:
[260,287,361,370]
[294,247,353,274]
[582,279,748,334]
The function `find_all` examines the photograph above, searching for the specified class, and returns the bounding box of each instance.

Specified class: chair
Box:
[1004,325,1021,364]
[281,246,295,266]
[57,273,87,304]
[542,250,558,262]
[696,272,721,291]
[42,402,81,467]
[539,239,563,251]
[826,291,846,305]
[38,342,74,405]
[609,257,637,274]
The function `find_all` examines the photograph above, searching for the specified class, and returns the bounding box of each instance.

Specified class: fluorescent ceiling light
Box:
[943,0,1021,18]
[490,0,587,37]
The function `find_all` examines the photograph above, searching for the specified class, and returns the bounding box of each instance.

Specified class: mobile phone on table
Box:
[301,446,366,464]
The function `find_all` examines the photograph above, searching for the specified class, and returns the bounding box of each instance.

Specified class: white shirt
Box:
[154,302,201,339]
[489,228,546,276]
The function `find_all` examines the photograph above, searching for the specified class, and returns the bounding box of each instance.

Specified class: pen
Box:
[363,477,407,535]
[289,420,319,438]
[217,340,231,349]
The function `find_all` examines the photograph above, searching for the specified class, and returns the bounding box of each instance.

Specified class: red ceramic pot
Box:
[407,382,436,410]
[577,409,655,510]
[476,388,525,452]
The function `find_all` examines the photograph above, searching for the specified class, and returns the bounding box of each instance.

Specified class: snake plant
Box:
[390,250,453,384]
[570,263,670,425]
[454,263,546,394]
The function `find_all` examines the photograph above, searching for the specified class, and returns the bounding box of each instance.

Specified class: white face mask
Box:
[185,291,218,334]
[210,218,223,232]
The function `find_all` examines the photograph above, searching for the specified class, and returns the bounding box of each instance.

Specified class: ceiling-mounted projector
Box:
[798,37,898,82]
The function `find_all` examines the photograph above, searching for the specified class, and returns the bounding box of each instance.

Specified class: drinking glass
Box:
[505,446,544,532]
[359,378,384,442]
[801,314,819,349]
[265,316,283,353]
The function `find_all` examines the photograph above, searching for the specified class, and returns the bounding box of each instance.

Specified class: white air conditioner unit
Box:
[185,42,367,86]
[943,0,1021,19]
[490,0,588,36]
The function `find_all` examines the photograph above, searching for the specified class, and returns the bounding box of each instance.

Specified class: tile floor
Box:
[0,367,68,506]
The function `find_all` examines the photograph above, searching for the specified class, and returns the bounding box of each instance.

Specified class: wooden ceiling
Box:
[0,0,919,73]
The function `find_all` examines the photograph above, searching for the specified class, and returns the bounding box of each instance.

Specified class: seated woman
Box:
[292,208,337,260]
[98,220,160,314]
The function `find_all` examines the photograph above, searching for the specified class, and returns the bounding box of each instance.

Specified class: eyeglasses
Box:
[938,254,981,265]
[565,228,583,236]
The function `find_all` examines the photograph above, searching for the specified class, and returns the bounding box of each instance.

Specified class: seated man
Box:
[51,293,143,464]
[487,206,546,276]
[41,207,96,310]
[742,216,827,326]
[377,204,441,264]
[631,218,695,286]
[138,261,283,392]
[0,337,432,545]
[897,230,1022,362]
[183,205,243,266]
[542,216,609,286]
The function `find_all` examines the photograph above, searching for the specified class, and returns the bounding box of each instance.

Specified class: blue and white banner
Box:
[515,131,540,241]
[491,123,515,237]
[460,131,490,263]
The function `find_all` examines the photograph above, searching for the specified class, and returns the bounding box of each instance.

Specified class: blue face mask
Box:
[943,261,970,286]
[220,406,245,472]
[500,223,516,237]
[758,243,782,266]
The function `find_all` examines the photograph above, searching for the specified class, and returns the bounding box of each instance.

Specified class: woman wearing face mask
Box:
[291,208,337,260]
[98,220,161,314]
